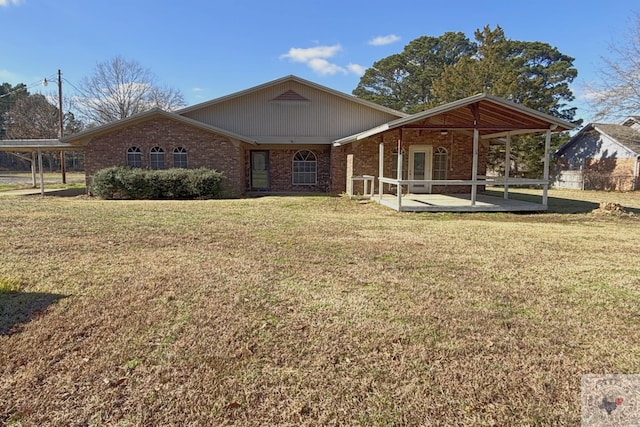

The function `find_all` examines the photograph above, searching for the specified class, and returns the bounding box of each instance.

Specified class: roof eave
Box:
[61,108,258,146]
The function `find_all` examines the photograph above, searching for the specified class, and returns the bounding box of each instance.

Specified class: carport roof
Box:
[0,139,75,152]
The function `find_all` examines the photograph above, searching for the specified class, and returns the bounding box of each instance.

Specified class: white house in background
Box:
[554,117,640,191]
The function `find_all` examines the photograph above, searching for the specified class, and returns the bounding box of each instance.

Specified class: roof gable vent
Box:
[271,89,311,103]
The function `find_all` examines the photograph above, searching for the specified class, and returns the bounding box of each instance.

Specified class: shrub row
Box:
[90,167,225,199]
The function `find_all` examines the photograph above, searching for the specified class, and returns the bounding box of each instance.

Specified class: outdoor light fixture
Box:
[440,129,448,136]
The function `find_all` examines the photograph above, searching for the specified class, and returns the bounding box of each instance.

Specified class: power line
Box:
[0,74,58,99]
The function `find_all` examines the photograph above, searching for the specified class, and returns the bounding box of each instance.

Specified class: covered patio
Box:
[337,93,575,212]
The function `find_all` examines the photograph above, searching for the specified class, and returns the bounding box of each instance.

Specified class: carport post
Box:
[37,148,44,196]
[31,151,37,188]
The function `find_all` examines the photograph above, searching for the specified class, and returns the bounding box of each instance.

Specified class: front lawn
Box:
[1,190,639,425]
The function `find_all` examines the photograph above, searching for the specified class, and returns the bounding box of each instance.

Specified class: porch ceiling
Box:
[333,93,575,146]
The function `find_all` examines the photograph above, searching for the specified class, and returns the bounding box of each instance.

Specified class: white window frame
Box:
[433,146,448,180]
[292,150,317,185]
[150,146,165,170]
[127,146,142,168]
[173,147,188,168]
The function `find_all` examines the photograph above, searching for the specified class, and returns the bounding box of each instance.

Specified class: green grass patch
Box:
[0,276,23,293]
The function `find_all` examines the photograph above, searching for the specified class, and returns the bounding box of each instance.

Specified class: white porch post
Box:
[397,141,403,209]
[504,133,510,199]
[543,128,551,206]
[31,151,37,188]
[37,148,45,196]
[471,128,479,205]
[378,142,384,200]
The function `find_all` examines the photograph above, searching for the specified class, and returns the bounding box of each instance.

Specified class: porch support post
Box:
[504,133,510,199]
[378,141,384,200]
[471,128,479,205]
[31,151,37,188]
[37,148,45,196]
[542,128,551,206]
[397,136,403,209]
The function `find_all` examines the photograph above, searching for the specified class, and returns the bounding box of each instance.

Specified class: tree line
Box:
[2,20,640,175]
[0,57,185,170]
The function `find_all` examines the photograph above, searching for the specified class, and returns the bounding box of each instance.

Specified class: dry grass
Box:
[1,190,639,426]
[0,172,85,192]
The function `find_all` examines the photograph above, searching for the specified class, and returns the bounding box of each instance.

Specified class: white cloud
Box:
[347,63,366,76]
[368,34,401,46]
[280,44,364,76]
[0,0,23,7]
[307,58,346,76]
[280,44,343,63]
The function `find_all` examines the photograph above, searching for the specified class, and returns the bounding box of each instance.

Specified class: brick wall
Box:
[584,157,638,191]
[330,129,488,194]
[85,116,245,196]
[244,145,331,193]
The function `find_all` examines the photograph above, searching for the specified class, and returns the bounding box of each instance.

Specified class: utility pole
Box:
[58,69,66,184]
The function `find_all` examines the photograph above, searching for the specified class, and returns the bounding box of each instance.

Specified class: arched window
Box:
[127,147,142,168]
[433,147,448,180]
[173,147,187,168]
[150,147,165,170]
[292,150,317,185]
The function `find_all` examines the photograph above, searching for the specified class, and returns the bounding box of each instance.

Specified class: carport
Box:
[0,139,78,195]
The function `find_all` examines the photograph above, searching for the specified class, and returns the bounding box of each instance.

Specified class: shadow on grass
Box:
[483,190,640,214]
[0,291,66,335]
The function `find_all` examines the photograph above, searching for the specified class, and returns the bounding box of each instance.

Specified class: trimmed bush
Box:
[91,167,225,200]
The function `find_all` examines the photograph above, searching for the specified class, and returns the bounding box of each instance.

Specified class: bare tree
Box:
[5,94,58,139]
[587,13,640,121]
[77,56,186,125]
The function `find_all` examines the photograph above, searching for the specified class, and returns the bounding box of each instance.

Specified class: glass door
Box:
[250,150,269,190]
[408,145,433,193]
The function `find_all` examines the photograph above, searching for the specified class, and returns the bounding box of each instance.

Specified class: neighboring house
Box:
[6,75,573,211]
[554,118,640,191]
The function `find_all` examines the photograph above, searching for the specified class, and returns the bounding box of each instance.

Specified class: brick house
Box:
[554,117,640,191]
[62,75,574,211]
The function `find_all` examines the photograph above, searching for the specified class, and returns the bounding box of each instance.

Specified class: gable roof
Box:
[620,116,640,127]
[555,122,640,157]
[61,108,258,145]
[333,93,575,146]
[177,75,407,119]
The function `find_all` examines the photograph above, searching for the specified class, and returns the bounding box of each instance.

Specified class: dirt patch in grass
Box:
[1,191,639,425]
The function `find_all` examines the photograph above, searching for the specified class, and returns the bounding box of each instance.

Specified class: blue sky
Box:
[1,0,638,123]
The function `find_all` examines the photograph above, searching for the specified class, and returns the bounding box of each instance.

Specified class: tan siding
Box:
[182,81,398,141]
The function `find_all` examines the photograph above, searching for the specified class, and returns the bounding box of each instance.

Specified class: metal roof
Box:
[177,75,408,119]
[333,93,576,146]
[0,139,76,152]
